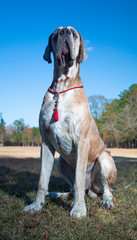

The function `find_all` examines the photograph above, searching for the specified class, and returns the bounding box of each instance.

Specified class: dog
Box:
[24,26,117,218]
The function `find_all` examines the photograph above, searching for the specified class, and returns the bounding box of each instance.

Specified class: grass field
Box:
[0,147,137,240]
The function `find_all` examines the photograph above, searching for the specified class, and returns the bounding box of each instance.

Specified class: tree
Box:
[32,127,41,146]
[11,119,25,145]
[0,113,6,145]
[89,95,109,137]
[120,91,137,148]
[0,113,6,127]
[100,84,137,148]
[13,119,25,132]
[118,83,137,108]
[89,95,109,119]
[22,126,33,146]
[5,125,15,145]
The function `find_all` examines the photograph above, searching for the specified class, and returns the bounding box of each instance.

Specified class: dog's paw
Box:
[70,202,87,218]
[100,199,114,209]
[23,201,44,213]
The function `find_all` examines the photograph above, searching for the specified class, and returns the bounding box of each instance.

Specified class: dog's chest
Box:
[40,92,79,164]
[49,120,76,159]
[48,117,77,165]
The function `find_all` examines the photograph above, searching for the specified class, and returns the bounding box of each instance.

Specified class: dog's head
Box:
[43,26,87,68]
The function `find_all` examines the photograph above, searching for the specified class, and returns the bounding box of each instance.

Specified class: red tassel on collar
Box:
[48,85,84,122]
[54,108,59,121]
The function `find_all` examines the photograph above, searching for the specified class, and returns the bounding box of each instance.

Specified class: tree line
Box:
[0,84,137,148]
[89,84,137,148]
[0,117,41,146]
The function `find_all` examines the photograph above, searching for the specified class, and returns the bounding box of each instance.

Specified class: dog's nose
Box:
[60,28,71,36]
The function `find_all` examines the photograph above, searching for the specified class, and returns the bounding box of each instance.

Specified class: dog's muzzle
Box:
[56,28,74,68]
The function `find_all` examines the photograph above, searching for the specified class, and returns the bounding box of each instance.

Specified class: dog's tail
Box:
[46,192,72,199]
[112,180,137,191]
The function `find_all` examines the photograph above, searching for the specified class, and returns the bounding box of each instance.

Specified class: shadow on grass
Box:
[0,157,70,206]
[113,156,137,168]
[0,156,137,205]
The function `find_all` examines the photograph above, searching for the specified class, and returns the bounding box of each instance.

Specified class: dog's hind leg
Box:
[98,150,117,208]
[23,140,55,213]
[90,150,117,208]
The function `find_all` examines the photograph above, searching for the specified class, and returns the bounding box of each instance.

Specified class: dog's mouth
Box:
[57,41,74,68]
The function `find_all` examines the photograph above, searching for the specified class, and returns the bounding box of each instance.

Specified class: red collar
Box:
[48,85,84,121]
[48,85,83,95]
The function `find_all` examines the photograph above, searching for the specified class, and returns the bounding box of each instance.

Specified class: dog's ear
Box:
[78,33,87,63]
[43,34,53,63]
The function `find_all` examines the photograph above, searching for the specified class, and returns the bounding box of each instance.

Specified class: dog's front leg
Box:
[70,139,89,218]
[24,140,55,213]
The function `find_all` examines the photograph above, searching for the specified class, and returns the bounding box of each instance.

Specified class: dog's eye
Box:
[70,28,78,40]
[53,30,59,40]
[53,33,58,41]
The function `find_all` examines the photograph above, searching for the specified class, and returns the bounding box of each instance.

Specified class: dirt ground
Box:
[0,146,137,159]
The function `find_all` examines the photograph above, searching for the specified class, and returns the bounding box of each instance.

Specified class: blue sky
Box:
[0,0,137,127]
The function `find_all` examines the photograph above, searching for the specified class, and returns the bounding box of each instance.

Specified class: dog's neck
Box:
[49,61,83,92]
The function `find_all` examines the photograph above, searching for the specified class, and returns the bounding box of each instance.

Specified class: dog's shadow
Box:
[1,156,136,210]
[0,157,70,208]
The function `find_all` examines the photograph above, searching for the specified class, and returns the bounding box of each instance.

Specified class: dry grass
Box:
[109,148,137,158]
[0,146,41,158]
[1,146,137,158]
[0,147,137,240]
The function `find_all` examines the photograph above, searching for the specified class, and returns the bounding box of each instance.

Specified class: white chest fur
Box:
[39,90,81,166]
